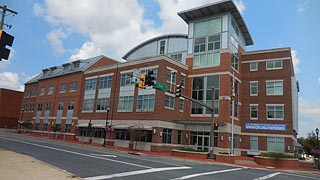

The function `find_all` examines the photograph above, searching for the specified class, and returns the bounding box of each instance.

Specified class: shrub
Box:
[218,152,230,155]
[259,152,294,159]
[180,147,207,153]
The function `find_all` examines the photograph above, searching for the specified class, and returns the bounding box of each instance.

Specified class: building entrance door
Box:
[197,135,210,152]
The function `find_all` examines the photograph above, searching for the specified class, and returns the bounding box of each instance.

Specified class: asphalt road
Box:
[0,129,319,180]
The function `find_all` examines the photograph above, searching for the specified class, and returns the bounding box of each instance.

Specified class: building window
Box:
[231,54,239,71]
[68,100,74,110]
[70,81,77,91]
[134,130,152,142]
[193,52,220,68]
[266,81,283,95]
[181,75,186,87]
[58,102,64,110]
[63,65,70,72]
[99,75,112,89]
[118,96,134,112]
[65,124,71,133]
[266,105,284,120]
[170,53,182,62]
[250,105,258,119]
[96,98,110,111]
[267,137,284,153]
[137,94,155,111]
[140,68,158,82]
[60,83,66,93]
[250,62,258,71]
[48,85,54,95]
[179,99,184,111]
[194,37,206,53]
[82,99,94,112]
[120,73,134,86]
[43,123,48,131]
[73,62,80,69]
[45,102,51,111]
[39,87,45,96]
[115,129,130,140]
[190,131,218,150]
[34,123,39,130]
[192,76,219,115]
[162,128,172,144]
[30,104,34,112]
[85,78,97,91]
[165,95,175,109]
[178,130,182,144]
[266,60,283,70]
[166,70,176,84]
[250,136,258,150]
[38,103,42,111]
[159,40,165,54]
[250,81,258,96]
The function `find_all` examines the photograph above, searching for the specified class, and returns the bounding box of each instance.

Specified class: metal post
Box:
[0,5,18,30]
[231,72,235,155]
[209,87,215,159]
[103,106,110,147]
[316,128,319,149]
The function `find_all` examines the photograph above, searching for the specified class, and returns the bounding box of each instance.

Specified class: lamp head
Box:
[316,128,319,135]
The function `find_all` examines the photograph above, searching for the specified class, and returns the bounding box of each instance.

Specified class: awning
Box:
[112,124,153,131]
[175,120,225,126]
[76,123,106,128]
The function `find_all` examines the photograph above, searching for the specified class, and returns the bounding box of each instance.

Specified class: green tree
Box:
[298,132,318,155]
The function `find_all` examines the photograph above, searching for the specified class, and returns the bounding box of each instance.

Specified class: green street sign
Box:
[155,82,168,91]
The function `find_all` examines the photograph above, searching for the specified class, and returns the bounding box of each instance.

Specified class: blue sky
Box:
[0,0,319,137]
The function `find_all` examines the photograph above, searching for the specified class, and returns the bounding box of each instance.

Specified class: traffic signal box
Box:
[138,73,146,89]
[145,70,155,86]
[175,84,182,97]
[0,30,14,60]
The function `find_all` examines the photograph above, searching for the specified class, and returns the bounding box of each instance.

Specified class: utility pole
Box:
[209,87,215,159]
[0,5,18,30]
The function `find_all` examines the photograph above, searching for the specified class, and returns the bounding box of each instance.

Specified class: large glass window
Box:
[99,75,112,89]
[162,128,172,144]
[159,40,165,54]
[96,98,110,111]
[47,86,54,95]
[118,96,134,112]
[165,95,175,109]
[166,70,176,83]
[170,53,182,62]
[137,94,155,111]
[60,83,66,93]
[250,81,258,96]
[192,76,219,115]
[68,100,74,110]
[85,78,97,91]
[267,137,284,153]
[82,99,94,112]
[115,129,130,140]
[120,73,134,86]
[190,131,218,151]
[266,81,283,95]
[250,136,258,150]
[70,81,77,91]
[250,105,258,119]
[267,105,284,120]
[266,60,282,70]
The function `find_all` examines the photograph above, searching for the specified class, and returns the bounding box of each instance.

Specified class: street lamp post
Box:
[103,106,110,147]
[316,128,319,149]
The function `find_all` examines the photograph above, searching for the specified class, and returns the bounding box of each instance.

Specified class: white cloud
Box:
[35,0,244,60]
[291,50,300,74]
[69,42,103,61]
[33,3,44,17]
[0,72,24,91]
[299,97,320,137]
[297,0,311,14]
[318,77,320,85]
[46,28,70,54]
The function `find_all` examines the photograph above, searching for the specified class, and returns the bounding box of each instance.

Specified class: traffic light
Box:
[0,30,14,60]
[138,73,146,89]
[175,84,182,97]
[145,70,155,86]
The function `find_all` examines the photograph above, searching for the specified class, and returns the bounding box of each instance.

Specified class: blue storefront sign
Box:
[245,123,286,131]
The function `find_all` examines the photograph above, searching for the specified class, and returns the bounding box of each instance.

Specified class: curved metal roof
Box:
[178,0,253,46]
[122,33,188,60]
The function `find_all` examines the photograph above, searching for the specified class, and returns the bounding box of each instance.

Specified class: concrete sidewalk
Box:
[0,148,81,180]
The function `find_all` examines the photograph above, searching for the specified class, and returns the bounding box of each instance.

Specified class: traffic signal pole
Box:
[0,5,18,30]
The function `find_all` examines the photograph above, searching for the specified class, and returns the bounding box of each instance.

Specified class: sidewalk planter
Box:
[215,154,236,164]
[254,156,299,168]
[171,149,209,159]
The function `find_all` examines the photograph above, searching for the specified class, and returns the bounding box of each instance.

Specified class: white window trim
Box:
[250,81,258,96]
[249,104,258,120]
[250,62,258,71]
[266,80,284,96]
[266,104,284,120]
[266,60,283,70]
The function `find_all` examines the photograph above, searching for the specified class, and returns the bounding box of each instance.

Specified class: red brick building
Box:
[21,0,299,155]
[0,88,23,129]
